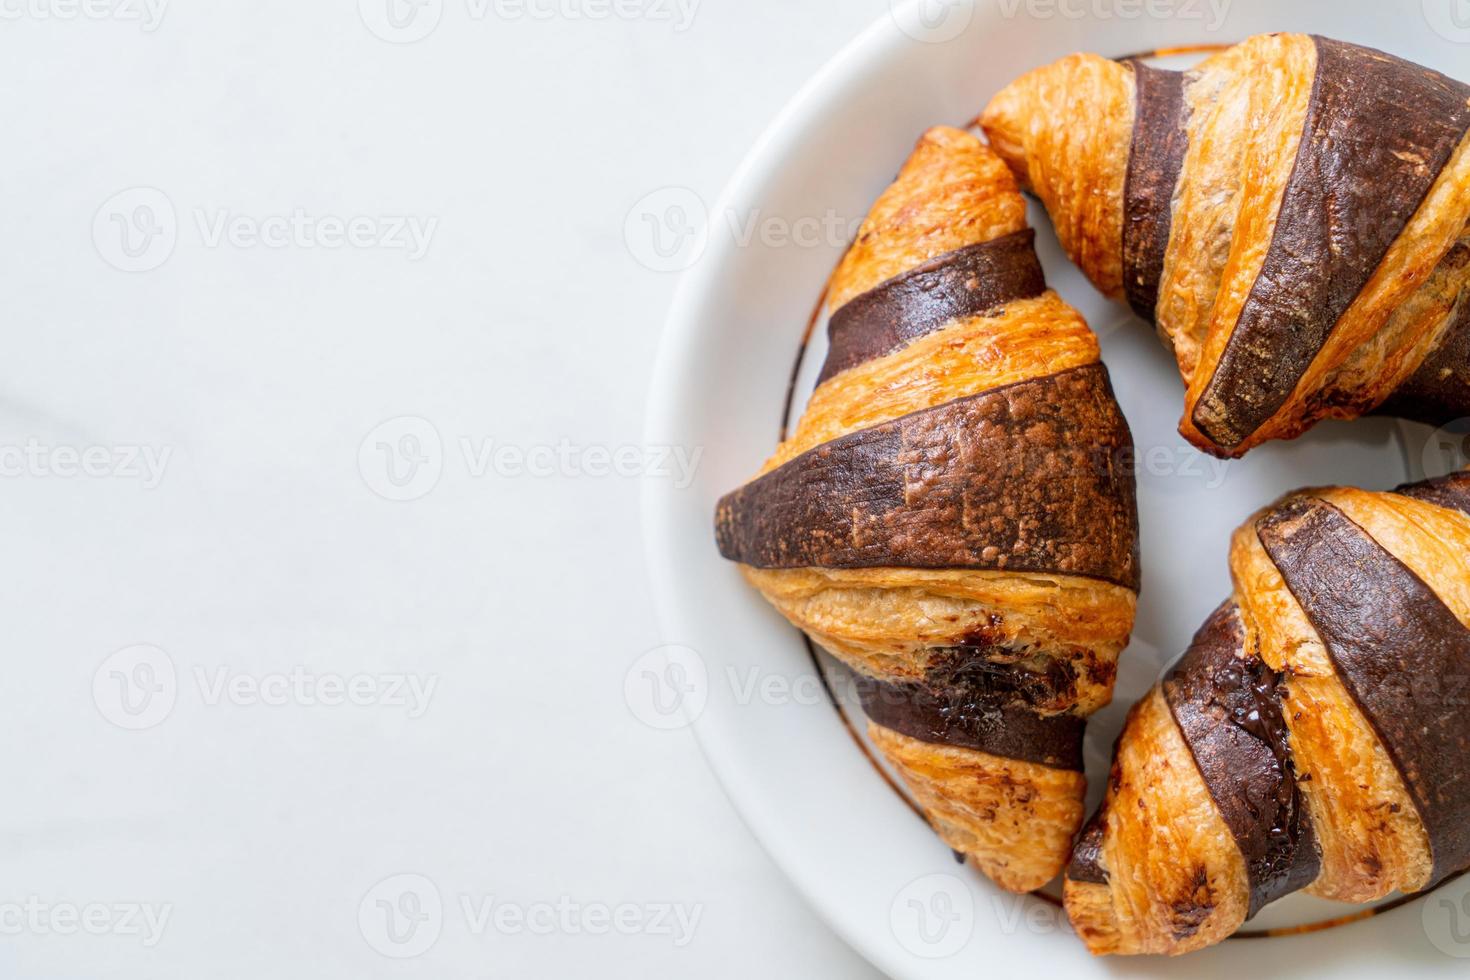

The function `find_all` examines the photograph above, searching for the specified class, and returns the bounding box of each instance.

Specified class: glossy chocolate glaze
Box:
[818,231,1047,386]
[715,363,1141,589]
[1259,497,1470,885]
[1193,37,1470,450]
[1163,603,1320,916]
[1122,61,1191,322]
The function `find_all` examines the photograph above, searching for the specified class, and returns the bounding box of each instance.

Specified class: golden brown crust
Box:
[743,565,1134,715]
[717,127,1137,893]
[1069,476,1470,953]
[1157,36,1286,381]
[1064,689,1250,956]
[980,54,1132,301]
[1231,494,1433,902]
[869,724,1086,893]
[764,294,1098,470]
[983,35,1470,457]
[829,127,1027,311]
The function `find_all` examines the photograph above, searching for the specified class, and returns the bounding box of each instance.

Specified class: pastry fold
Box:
[1065,470,1470,955]
[982,35,1470,457]
[714,127,1141,893]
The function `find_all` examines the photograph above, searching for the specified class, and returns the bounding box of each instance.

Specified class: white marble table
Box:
[0,0,891,975]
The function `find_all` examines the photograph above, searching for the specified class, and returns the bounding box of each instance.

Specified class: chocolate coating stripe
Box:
[856,672,1084,770]
[1377,253,1470,427]
[1395,470,1470,517]
[715,363,1141,590]
[1258,498,1470,885]
[1067,809,1109,884]
[1194,37,1470,450]
[1122,61,1190,322]
[816,231,1046,386]
[1163,602,1320,916]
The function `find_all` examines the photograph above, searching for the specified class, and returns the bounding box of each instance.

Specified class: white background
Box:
[0,0,898,976]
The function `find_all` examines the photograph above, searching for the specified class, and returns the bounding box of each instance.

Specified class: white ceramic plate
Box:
[643,1,1470,975]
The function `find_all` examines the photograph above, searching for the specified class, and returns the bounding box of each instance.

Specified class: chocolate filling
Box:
[857,652,1085,770]
[1162,602,1320,916]
[1122,61,1191,322]
[818,231,1047,385]
[715,363,1140,589]
[1395,470,1470,517]
[1066,808,1109,885]
[1258,498,1470,885]
[1193,37,1470,450]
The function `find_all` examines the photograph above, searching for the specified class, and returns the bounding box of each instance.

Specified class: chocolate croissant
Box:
[714,127,1140,893]
[981,35,1470,458]
[1066,469,1470,955]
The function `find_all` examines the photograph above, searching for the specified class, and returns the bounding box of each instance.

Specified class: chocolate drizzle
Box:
[857,651,1085,770]
[1162,603,1320,915]
[715,363,1140,589]
[1193,37,1470,450]
[1258,497,1470,885]
[1122,61,1191,322]
[818,231,1047,385]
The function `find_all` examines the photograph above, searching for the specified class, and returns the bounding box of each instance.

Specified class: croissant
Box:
[714,127,1140,893]
[1065,469,1470,955]
[981,34,1470,458]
